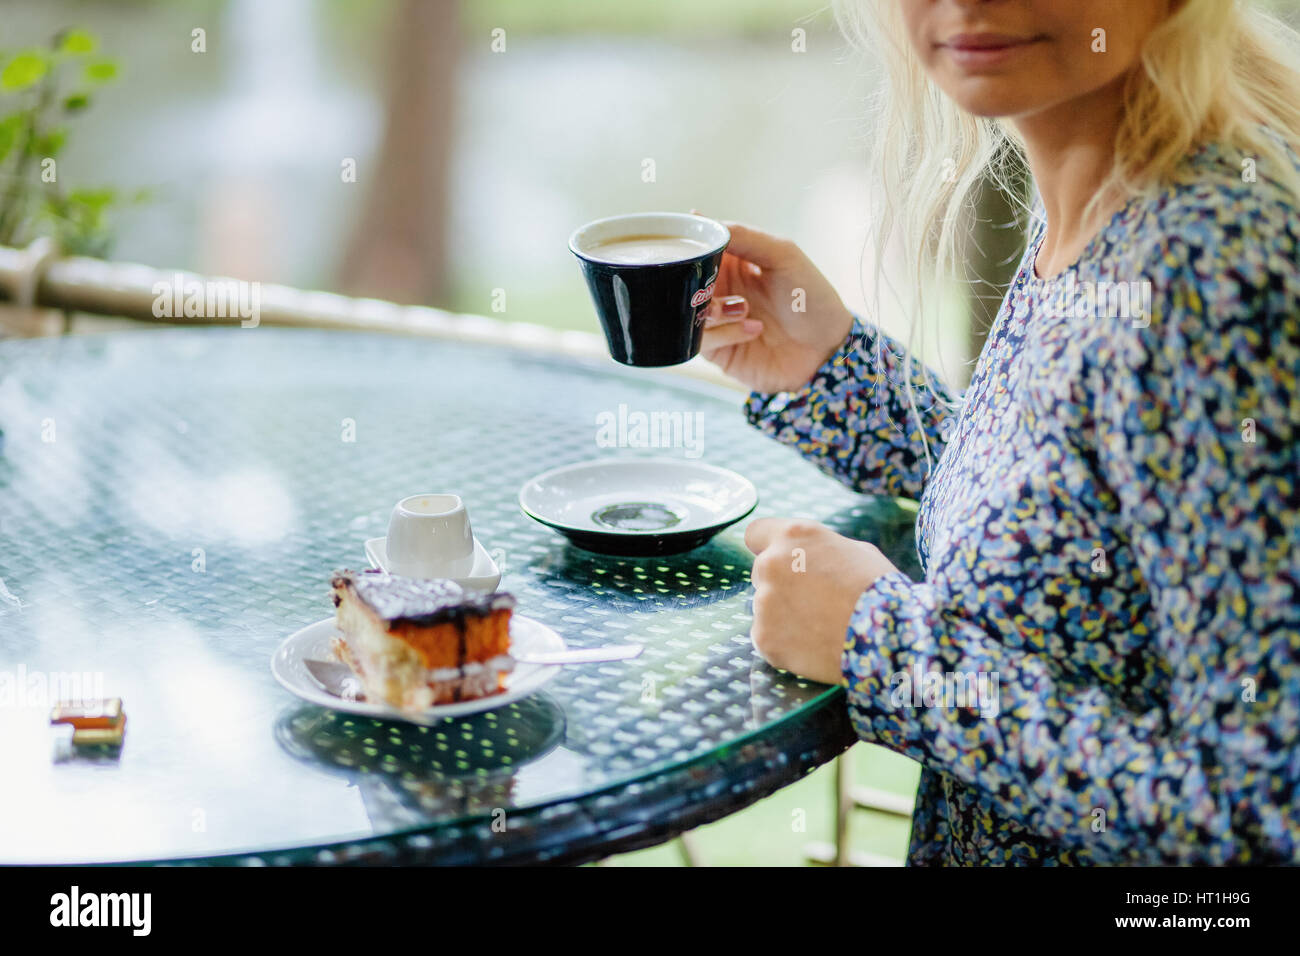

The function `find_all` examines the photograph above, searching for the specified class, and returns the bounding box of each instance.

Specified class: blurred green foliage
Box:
[0,28,143,257]
[604,742,920,867]
[323,0,836,38]
[461,0,832,35]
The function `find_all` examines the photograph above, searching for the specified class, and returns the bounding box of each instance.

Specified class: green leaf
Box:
[0,113,23,163]
[63,93,91,112]
[33,128,67,158]
[1,51,49,91]
[58,30,98,56]
[66,187,117,211]
[83,60,117,84]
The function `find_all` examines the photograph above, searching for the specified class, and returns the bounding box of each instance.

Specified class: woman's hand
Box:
[698,220,856,394]
[744,518,899,684]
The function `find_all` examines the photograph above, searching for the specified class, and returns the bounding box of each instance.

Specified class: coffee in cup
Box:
[584,234,715,265]
[569,213,730,367]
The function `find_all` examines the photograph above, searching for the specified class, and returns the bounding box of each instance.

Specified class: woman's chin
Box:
[943,83,1053,120]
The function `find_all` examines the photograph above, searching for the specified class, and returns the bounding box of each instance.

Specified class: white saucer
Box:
[270,615,564,723]
[519,458,758,556]
[364,536,501,592]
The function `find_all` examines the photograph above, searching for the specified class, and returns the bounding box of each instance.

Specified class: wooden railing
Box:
[0,240,740,388]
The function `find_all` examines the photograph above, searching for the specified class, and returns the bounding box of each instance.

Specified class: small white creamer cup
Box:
[385,493,475,579]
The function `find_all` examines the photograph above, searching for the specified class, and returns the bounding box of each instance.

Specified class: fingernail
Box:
[742,319,763,333]
[721,296,746,316]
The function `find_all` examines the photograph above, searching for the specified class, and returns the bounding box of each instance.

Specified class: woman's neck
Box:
[1014,75,1128,279]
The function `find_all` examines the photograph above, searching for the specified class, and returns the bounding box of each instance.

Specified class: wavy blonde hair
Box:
[834,0,1300,463]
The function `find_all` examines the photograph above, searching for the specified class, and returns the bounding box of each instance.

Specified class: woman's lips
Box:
[938,33,1045,70]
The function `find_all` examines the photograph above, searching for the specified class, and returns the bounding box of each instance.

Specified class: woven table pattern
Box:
[0,328,918,863]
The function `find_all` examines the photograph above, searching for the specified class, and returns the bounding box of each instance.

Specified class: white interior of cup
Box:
[569,212,730,263]
[397,493,462,517]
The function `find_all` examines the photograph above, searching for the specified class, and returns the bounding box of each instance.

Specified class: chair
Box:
[803,746,914,867]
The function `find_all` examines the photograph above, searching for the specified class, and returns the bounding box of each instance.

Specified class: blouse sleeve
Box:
[743,316,959,500]
[839,231,1300,864]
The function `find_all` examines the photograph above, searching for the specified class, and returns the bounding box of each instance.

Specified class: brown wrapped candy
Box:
[50,698,127,745]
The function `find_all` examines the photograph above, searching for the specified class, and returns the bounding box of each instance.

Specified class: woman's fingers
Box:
[719,222,794,271]
[700,319,763,352]
[692,210,788,272]
[702,295,749,327]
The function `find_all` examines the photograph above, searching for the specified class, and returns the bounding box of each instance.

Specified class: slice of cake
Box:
[330,570,515,712]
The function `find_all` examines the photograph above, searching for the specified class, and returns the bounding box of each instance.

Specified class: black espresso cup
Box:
[569,212,730,367]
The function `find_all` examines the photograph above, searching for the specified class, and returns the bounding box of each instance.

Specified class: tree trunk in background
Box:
[337,0,458,306]
[964,168,1028,370]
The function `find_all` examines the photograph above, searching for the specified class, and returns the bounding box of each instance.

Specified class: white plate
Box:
[519,457,758,556]
[363,535,501,593]
[270,614,564,723]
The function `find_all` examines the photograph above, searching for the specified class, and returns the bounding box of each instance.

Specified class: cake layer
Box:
[331,569,514,626]
[332,637,514,707]
[330,569,516,710]
[332,570,513,668]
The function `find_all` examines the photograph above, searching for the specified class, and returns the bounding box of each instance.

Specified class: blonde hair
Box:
[834,0,1300,464]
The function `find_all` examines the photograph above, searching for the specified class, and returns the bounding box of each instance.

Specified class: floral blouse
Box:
[745,141,1300,864]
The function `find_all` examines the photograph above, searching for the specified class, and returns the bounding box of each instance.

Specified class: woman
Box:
[702,0,1300,864]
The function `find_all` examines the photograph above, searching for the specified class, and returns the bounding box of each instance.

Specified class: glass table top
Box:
[0,328,918,863]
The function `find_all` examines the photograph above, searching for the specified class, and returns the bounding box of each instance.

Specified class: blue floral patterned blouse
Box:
[745,141,1300,864]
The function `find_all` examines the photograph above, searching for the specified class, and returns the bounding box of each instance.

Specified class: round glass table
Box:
[0,328,919,864]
